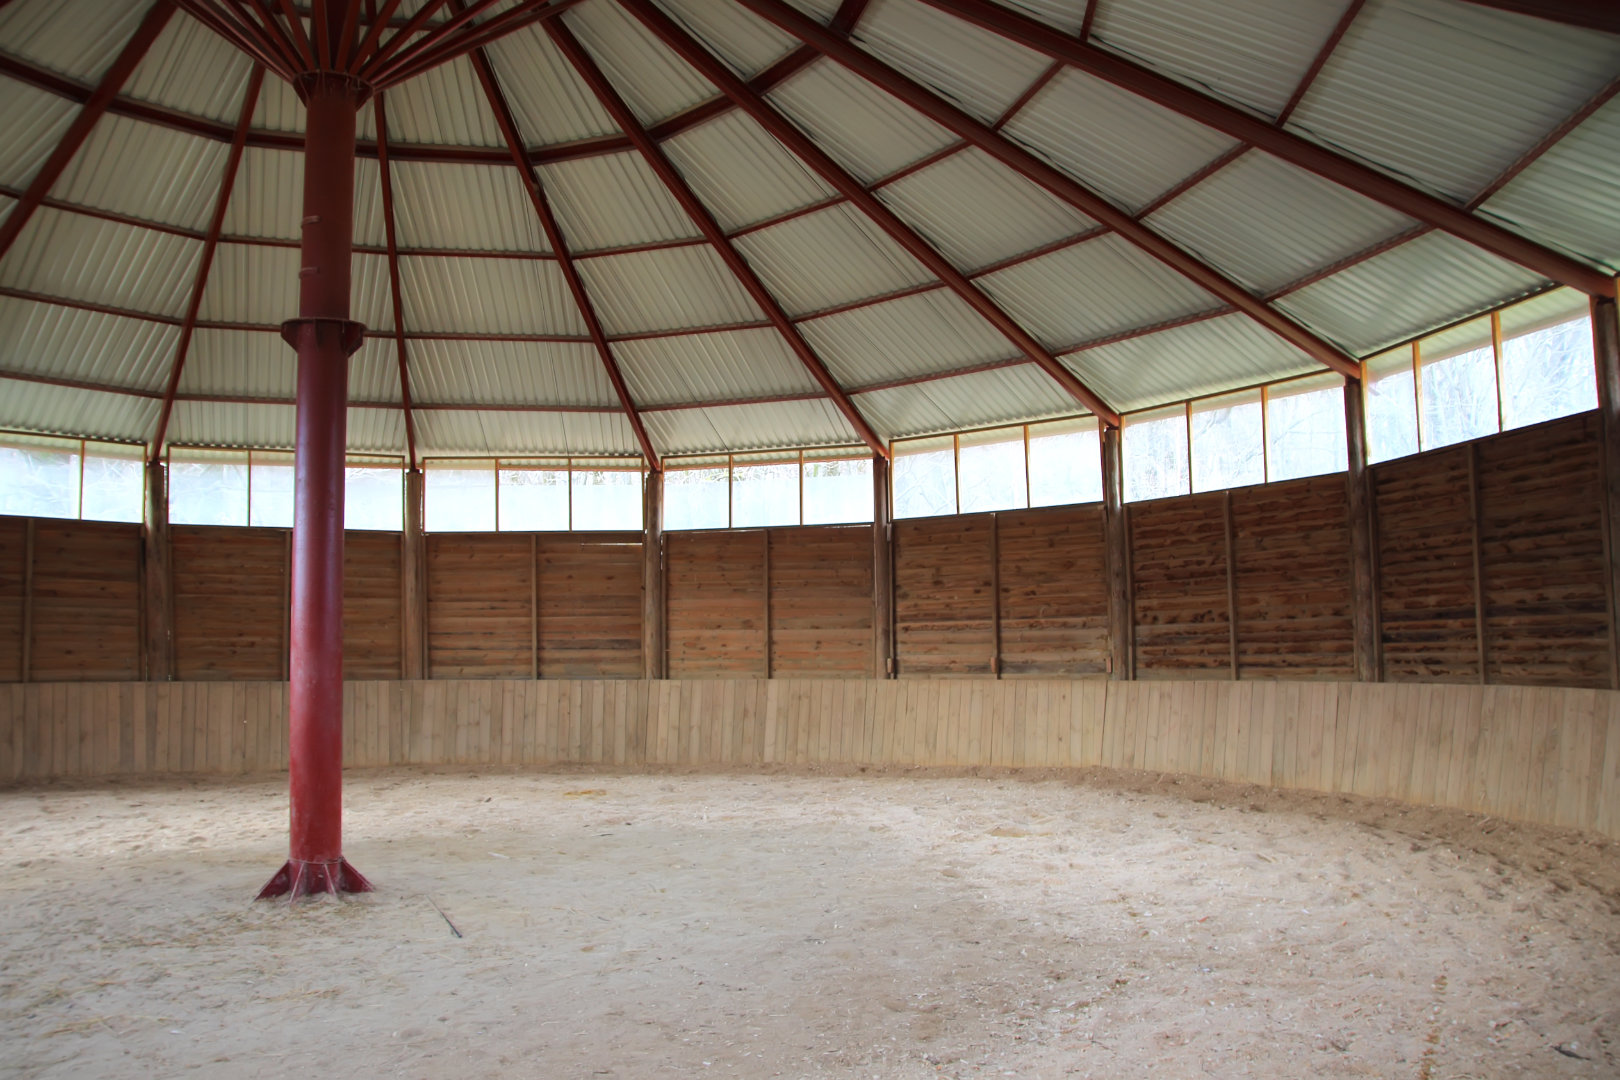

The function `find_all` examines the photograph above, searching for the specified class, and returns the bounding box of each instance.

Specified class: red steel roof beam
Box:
[736,0,1370,378]
[346,0,404,71]
[226,0,307,73]
[462,38,662,468]
[179,0,296,78]
[621,0,1121,426]
[374,90,420,470]
[549,19,888,458]
[915,0,1616,298]
[365,0,591,89]
[0,0,176,264]
[361,0,451,75]
[148,66,266,461]
[1454,1,1620,34]
[272,0,317,68]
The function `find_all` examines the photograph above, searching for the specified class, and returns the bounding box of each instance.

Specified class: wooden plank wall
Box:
[173,525,287,681]
[426,533,534,678]
[666,530,768,677]
[0,517,24,681]
[344,531,403,679]
[1231,475,1355,679]
[996,506,1109,676]
[1130,493,1232,677]
[767,526,873,677]
[5,677,1619,841]
[894,515,995,675]
[537,533,643,678]
[28,521,143,681]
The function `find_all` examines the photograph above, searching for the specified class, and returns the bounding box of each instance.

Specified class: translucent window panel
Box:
[803,456,873,525]
[170,455,248,526]
[345,466,403,531]
[0,443,80,519]
[425,464,495,532]
[1417,319,1497,450]
[1123,408,1189,503]
[665,466,729,530]
[893,437,955,519]
[1027,419,1101,507]
[957,428,1027,513]
[80,449,143,523]
[571,469,642,531]
[499,468,570,530]
[731,461,800,528]
[1190,394,1264,493]
[1267,376,1346,482]
[249,455,294,527]
[1500,315,1597,431]
[1365,347,1419,464]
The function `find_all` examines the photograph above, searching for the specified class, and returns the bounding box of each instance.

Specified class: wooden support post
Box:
[1591,294,1620,689]
[642,469,666,679]
[1224,490,1239,680]
[1468,442,1488,684]
[1101,425,1133,679]
[20,518,34,683]
[761,529,772,678]
[989,513,1001,677]
[401,467,426,679]
[872,456,895,678]
[1344,378,1380,682]
[141,459,173,681]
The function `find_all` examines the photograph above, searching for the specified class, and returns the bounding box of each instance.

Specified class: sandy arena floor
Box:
[2,766,1619,1079]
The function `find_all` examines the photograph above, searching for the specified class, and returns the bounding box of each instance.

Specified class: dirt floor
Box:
[3,766,1619,1079]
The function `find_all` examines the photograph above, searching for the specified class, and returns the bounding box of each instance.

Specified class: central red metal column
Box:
[258,73,372,901]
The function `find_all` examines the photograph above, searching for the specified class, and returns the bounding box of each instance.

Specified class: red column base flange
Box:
[256,858,373,901]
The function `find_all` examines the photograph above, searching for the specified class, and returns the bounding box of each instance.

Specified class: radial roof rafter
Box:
[546,16,888,458]
[374,88,419,470]
[1455,0,1620,34]
[619,0,1121,427]
[458,17,659,468]
[735,0,1360,381]
[148,64,266,462]
[913,0,1617,299]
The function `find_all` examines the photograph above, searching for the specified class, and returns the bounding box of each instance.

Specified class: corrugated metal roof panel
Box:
[991,0,1088,35]
[168,400,294,449]
[612,327,823,405]
[407,338,617,407]
[732,202,935,316]
[1090,0,1346,119]
[0,294,176,390]
[0,378,159,443]
[656,0,799,78]
[53,115,227,231]
[876,147,1096,271]
[345,406,405,454]
[978,234,1218,350]
[853,0,1052,125]
[390,160,550,252]
[221,148,301,241]
[768,58,958,184]
[779,0,844,22]
[1146,150,1418,294]
[124,11,253,123]
[1002,67,1238,213]
[0,78,76,190]
[856,363,1079,438]
[1287,0,1620,203]
[399,255,587,336]
[799,289,1011,385]
[539,151,703,252]
[661,110,837,230]
[250,73,304,135]
[414,408,640,457]
[350,338,403,405]
[563,0,719,125]
[1063,312,1320,412]
[0,0,147,82]
[578,246,763,335]
[644,397,857,455]
[1,209,199,317]
[353,157,386,249]
[1481,97,1620,274]
[179,328,291,398]
[485,19,621,146]
[1276,231,1547,357]
[378,55,505,148]
[352,252,394,332]
[198,242,296,327]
